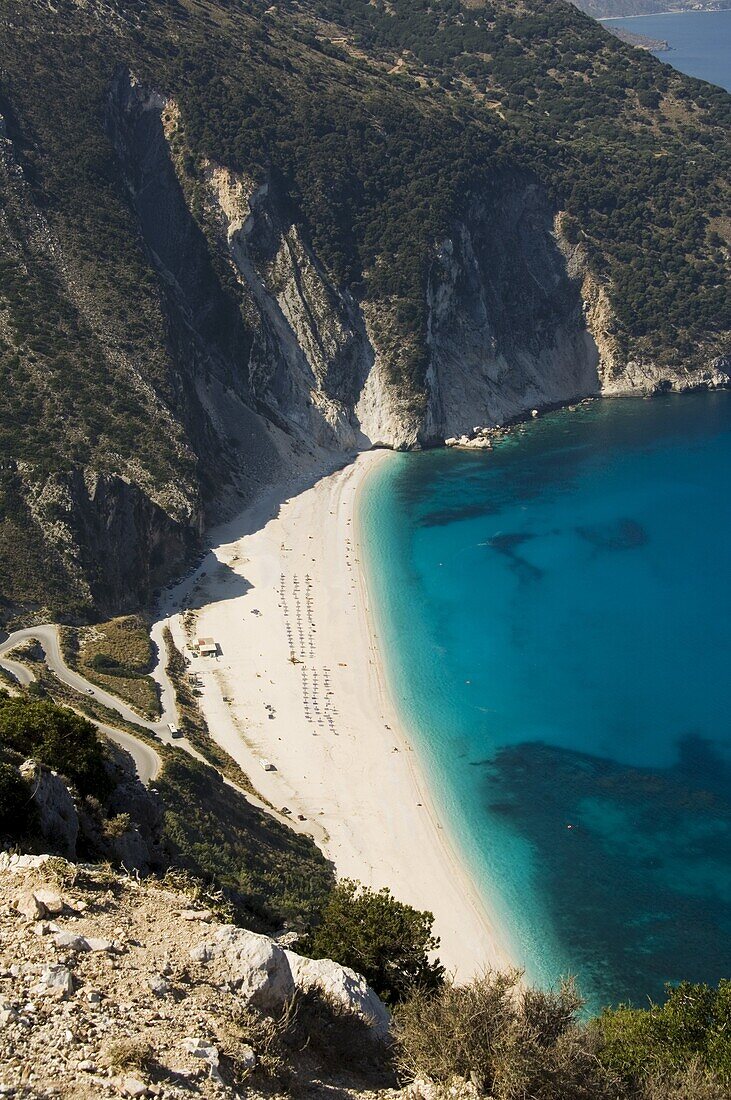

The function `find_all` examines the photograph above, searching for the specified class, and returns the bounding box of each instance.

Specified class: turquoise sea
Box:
[604,10,731,92]
[361,394,731,1012]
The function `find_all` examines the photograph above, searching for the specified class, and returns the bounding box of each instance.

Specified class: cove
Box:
[360,392,731,1012]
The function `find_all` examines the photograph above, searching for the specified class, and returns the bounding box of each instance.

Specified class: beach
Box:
[158,449,511,980]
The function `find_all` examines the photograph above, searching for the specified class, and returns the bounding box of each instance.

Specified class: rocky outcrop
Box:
[555,214,731,399]
[423,186,601,439]
[284,948,390,1038]
[116,75,605,453]
[19,761,79,858]
[189,924,389,1036]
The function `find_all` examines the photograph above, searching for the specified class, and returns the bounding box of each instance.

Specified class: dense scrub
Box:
[0,690,110,798]
[157,752,335,932]
[0,689,334,933]
[393,971,731,1099]
[0,0,728,616]
[303,879,444,1006]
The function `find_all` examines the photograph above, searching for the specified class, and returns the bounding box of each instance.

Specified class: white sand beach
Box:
[158,450,511,979]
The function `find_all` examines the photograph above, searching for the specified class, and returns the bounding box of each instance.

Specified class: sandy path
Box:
[161,451,511,979]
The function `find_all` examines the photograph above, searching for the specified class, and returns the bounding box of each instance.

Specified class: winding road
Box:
[0,624,172,786]
[0,624,285,826]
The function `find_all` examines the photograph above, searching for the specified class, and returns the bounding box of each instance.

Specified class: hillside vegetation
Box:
[1,691,730,1097]
[0,0,728,620]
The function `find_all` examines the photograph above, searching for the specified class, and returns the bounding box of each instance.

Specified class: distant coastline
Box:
[599,8,731,19]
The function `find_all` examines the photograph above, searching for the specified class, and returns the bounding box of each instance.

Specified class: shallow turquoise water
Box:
[361,394,731,1012]
[605,10,731,91]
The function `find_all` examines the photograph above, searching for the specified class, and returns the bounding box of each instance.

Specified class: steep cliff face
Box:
[110,75,614,450]
[555,214,731,399]
[1,0,728,620]
[423,185,601,438]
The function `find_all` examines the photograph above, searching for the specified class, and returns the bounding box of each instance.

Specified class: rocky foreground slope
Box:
[0,853,394,1100]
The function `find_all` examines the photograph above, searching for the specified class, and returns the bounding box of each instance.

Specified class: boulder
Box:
[20,762,78,858]
[14,892,46,921]
[284,951,389,1037]
[32,889,65,916]
[190,926,295,1011]
[36,965,74,996]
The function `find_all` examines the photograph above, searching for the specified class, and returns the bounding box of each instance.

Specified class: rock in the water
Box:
[284,950,390,1037]
[190,926,295,1011]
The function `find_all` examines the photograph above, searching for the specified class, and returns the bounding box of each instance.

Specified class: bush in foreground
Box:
[393,969,619,1099]
[0,692,109,798]
[303,879,444,1006]
[595,980,731,1090]
[393,972,731,1099]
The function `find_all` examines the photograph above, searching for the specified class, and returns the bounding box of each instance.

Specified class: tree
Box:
[0,761,33,835]
[305,879,444,1005]
[0,693,109,798]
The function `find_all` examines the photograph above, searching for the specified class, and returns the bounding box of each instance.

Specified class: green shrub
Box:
[303,879,444,1006]
[0,692,109,798]
[393,971,620,1098]
[158,752,334,932]
[596,980,731,1088]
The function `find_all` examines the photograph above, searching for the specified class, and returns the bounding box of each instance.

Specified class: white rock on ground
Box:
[284,950,390,1038]
[190,926,295,1011]
[190,925,389,1034]
[19,762,79,858]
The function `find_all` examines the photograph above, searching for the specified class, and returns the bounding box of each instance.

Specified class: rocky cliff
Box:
[0,0,728,620]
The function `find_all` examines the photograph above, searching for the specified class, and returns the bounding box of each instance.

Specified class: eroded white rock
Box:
[190,926,294,1011]
[284,950,390,1037]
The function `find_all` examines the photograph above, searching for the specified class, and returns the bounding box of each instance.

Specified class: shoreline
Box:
[599,8,731,20]
[157,450,512,980]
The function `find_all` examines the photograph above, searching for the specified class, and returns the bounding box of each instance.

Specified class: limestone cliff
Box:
[1,0,728,620]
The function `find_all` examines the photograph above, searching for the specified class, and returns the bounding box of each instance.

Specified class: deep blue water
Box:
[605,10,731,91]
[361,394,731,1012]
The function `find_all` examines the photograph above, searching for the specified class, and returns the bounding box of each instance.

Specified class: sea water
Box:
[605,10,731,92]
[361,393,731,1012]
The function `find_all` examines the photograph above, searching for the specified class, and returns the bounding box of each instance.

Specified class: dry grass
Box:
[63,617,161,719]
[393,971,622,1100]
[102,1035,155,1072]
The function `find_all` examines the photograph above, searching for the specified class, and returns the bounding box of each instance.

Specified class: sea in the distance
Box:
[360,393,731,1012]
[604,10,731,92]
